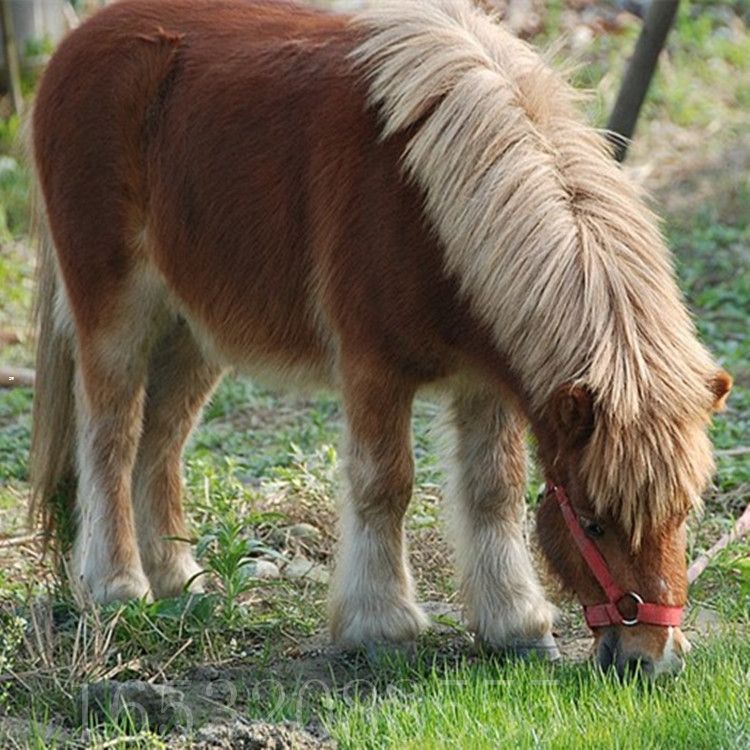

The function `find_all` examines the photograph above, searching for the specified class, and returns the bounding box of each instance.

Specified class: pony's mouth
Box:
[595,629,656,679]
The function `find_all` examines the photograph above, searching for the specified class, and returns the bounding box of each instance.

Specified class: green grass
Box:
[0,387,32,482]
[328,635,750,750]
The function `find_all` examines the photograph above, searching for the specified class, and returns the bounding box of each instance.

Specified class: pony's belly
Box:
[173,294,336,391]
[143,227,336,389]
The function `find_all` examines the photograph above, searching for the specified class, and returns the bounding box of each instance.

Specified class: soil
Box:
[174,719,336,750]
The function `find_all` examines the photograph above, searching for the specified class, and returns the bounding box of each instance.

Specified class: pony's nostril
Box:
[595,630,618,671]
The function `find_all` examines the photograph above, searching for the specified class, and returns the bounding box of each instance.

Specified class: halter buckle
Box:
[618,591,644,626]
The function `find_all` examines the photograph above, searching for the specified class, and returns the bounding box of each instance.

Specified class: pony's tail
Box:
[27,120,77,555]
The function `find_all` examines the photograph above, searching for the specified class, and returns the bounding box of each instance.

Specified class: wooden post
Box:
[607,0,680,162]
[0,0,23,115]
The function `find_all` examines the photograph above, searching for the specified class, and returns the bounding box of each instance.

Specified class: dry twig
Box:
[0,366,34,388]
[63,1,80,30]
[0,533,44,550]
[688,503,750,584]
[716,446,750,458]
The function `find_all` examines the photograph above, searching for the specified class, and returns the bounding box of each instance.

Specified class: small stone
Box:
[571,25,594,50]
[270,523,323,548]
[693,607,721,636]
[238,473,262,489]
[306,565,329,584]
[286,523,322,542]
[190,665,221,682]
[284,557,329,584]
[242,559,281,580]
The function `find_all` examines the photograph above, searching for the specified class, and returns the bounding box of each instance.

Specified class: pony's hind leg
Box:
[71,272,166,604]
[447,390,557,656]
[132,319,223,598]
[329,358,428,647]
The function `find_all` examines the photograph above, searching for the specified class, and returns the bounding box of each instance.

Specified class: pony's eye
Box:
[583,520,604,538]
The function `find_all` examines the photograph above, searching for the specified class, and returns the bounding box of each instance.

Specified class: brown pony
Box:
[29,0,730,678]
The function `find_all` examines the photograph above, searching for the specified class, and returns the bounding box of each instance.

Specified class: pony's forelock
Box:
[352,0,718,540]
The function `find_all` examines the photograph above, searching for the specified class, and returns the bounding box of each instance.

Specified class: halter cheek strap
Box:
[548,483,684,629]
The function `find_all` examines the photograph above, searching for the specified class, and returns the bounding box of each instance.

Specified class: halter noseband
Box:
[548,483,684,629]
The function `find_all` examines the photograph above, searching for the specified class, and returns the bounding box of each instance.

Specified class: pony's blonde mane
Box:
[353,0,719,542]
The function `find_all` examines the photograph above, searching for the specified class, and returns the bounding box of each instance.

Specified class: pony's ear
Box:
[549,383,595,449]
[709,370,732,411]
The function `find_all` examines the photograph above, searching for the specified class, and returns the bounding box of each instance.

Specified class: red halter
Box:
[548,483,684,629]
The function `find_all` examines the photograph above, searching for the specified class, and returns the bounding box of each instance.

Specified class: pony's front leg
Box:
[329,361,428,648]
[447,390,558,657]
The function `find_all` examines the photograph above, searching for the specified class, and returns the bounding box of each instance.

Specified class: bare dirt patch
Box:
[175,719,336,750]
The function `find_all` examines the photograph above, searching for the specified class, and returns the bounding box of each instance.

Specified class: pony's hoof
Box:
[147,556,204,599]
[81,570,152,605]
[363,639,418,664]
[477,631,561,661]
[508,632,561,661]
[330,597,429,649]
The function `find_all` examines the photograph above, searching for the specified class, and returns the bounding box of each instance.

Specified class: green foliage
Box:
[0,116,30,239]
[267,443,338,508]
[0,114,21,154]
[23,35,55,59]
[670,216,750,491]
[195,517,280,628]
[191,379,340,478]
[689,540,750,622]
[104,594,218,655]
[0,387,31,482]
[646,2,750,127]
[0,610,25,707]
[0,243,33,333]
[0,418,30,482]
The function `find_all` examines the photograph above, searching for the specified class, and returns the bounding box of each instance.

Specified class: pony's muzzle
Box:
[595,626,689,679]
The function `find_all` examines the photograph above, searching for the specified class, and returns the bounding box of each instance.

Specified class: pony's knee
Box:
[345,441,414,523]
